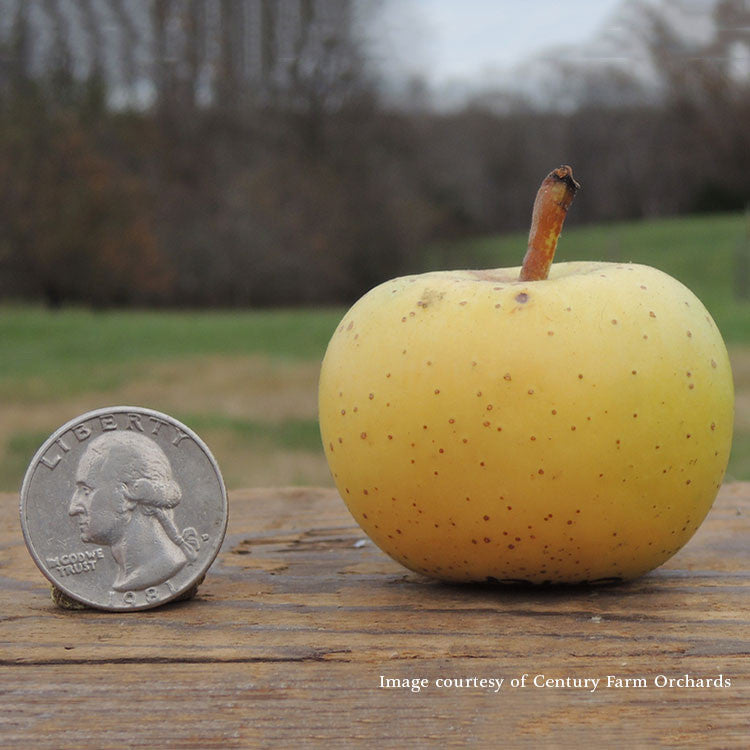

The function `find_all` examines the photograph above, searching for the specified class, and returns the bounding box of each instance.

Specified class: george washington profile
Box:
[68,431,200,591]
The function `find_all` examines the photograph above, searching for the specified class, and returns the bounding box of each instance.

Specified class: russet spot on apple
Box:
[318,166,734,584]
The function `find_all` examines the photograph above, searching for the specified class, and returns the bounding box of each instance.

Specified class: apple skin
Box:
[318,261,734,584]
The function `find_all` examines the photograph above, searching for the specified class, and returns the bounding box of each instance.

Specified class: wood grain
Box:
[1,484,748,748]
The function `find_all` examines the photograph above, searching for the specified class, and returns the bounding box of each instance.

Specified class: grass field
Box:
[429,210,750,343]
[1,211,748,490]
[0,309,341,490]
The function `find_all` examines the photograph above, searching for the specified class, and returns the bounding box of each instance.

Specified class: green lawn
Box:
[1,211,748,490]
[429,211,750,343]
[0,307,343,489]
[0,307,343,399]
[2,211,748,383]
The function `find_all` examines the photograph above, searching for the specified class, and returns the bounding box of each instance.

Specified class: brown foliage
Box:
[0,92,169,306]
[0,0,748,307]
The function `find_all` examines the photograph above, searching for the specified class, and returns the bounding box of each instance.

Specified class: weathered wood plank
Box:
[1,483,748,747]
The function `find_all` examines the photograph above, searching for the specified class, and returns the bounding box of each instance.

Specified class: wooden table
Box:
[1,484,748,748]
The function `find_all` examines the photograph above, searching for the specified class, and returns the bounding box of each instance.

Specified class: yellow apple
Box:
[317,167,734,584]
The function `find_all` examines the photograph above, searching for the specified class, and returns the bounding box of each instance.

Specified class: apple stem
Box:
[519,166,580,282]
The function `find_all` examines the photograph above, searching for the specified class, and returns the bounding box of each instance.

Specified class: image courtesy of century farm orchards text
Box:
[318,166,734,585]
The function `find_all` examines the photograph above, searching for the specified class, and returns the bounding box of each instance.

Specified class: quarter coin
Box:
[19,406,228,611]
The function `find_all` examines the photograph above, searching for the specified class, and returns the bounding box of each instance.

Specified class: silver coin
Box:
[19,406,228,611]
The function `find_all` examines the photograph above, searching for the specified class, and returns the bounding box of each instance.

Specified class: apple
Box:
[318,166,734,584]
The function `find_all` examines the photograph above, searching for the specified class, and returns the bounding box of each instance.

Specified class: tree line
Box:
[0,0,748,307]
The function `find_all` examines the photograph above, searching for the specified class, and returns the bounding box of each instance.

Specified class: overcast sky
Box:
[371,0,626,87]
[390,0,624,83]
